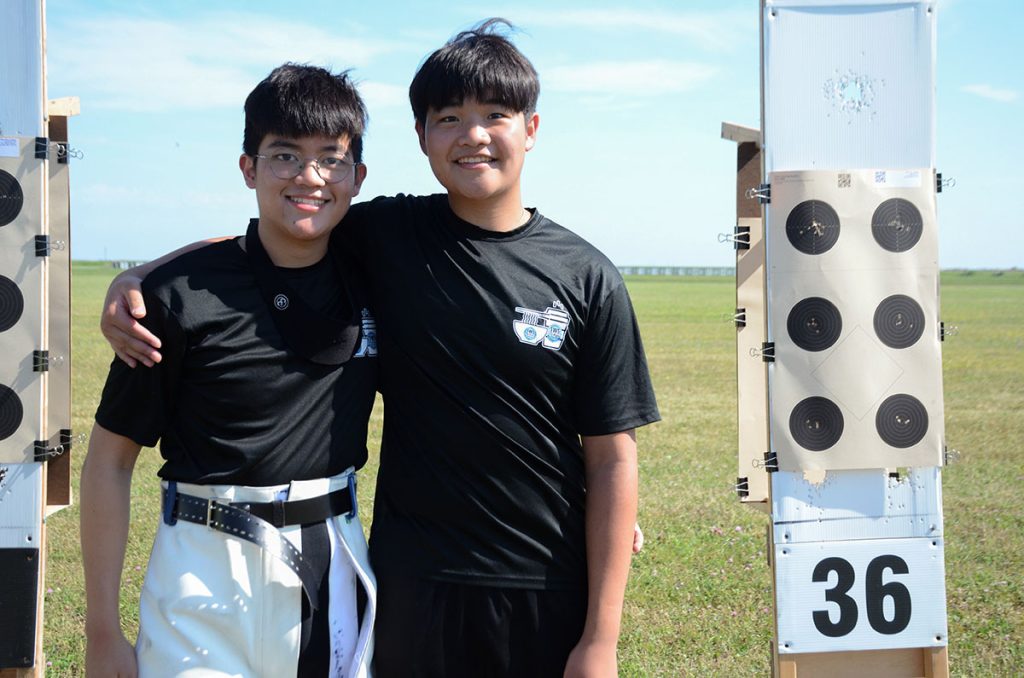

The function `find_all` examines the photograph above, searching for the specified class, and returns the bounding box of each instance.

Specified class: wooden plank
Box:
[776,646,948,678]
[45,97,79,118]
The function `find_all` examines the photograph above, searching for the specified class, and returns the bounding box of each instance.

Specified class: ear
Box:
[351,162,368,197]
[524,112,539,152]
[415,120,428,155]
[240,154,257,189]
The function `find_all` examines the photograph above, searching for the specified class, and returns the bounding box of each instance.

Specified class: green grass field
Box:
[38,264,1024,675]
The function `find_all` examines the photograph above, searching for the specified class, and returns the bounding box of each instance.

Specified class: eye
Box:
[318,156,347,169]
[488,111,510,120]
[271,152,299,163]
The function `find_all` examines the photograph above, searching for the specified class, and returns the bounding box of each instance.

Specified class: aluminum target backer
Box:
[762,0,936,173]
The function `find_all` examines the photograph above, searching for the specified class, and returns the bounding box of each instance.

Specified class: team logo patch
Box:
[273,293,289,311]
[354,308,377,357]
[513,300,570,351]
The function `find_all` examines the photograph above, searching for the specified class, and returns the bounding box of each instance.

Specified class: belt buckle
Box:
[207,498,220,527]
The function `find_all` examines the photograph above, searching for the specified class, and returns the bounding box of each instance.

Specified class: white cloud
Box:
[506,8,749,51]
[48,12,404,112]
[545,60,717,96]
[962,84,1019,103]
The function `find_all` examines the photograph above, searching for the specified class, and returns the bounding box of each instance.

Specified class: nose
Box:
[296,160,327,186]
[461,121,490,146]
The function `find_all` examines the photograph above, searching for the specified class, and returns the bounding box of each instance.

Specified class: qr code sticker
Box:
[837,173,851,188]
[874,171,887,184]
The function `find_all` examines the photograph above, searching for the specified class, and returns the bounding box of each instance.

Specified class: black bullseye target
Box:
[0,170,24,227]
[0,276,24,333]
[0,384,23,441]
[876,394,928,448]
[872,198,923,252]
[786,200,840,254]
[789,397,844,451]
[874,295,925,348]
[788,297,842,351]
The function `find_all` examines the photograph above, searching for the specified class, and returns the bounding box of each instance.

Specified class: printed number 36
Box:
[812,555,912,637]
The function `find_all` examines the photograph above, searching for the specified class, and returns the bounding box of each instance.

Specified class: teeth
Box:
[290,197,325,206]
[458,156,493,164]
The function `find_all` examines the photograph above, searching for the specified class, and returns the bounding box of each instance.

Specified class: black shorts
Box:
[372,572,588,678]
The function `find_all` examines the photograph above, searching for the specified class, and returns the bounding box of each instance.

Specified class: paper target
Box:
[789,396,844,452]
[874,295,925,349]
[872,199,923,253]
[0,170,24,227]
[876,394,929,448]
[788,297,843,352]
[786,200,840,254]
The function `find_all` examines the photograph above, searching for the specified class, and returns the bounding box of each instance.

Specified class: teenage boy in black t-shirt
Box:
[101,19,659,677]
[81,65,378,677]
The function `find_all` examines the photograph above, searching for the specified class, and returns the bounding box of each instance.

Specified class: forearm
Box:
[580,431,638,645]
[80,424,140,640]
[125,237,233,280]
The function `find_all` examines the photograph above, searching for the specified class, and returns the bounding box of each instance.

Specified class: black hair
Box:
[409,18,539,125]
[243,63,367,162]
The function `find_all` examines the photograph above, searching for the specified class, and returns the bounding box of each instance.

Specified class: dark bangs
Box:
[410,19,539,124]
[243,64,368,162]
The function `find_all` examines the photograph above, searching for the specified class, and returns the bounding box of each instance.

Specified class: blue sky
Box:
[42,0,1022,267]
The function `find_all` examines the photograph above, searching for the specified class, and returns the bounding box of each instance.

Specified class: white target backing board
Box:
[767,169,943,471]
[773,467,942,544]
[774,536,947,653]
[0,462,43,547]
[762,0,936,173]
[0,136,45,464]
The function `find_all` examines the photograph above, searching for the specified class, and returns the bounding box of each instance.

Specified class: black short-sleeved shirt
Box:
[95,237,378,486]
[340,194,660,589]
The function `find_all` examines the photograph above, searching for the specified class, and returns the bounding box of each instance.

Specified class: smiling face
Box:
[416,98,538,228]
[240,134,365,266]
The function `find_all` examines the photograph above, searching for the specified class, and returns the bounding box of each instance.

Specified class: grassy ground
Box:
[38,265,1023,675]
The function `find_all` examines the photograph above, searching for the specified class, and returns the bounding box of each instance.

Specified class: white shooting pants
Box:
[135,468,375,677]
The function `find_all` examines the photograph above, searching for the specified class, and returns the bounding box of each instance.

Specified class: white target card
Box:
[775,536,948,654]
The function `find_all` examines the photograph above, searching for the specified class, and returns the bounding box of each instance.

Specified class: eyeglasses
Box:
[253,152,358,184]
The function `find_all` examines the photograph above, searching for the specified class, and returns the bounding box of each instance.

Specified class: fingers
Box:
[103,325,163,368]
[632,522,644,554]
[126,288,148,319]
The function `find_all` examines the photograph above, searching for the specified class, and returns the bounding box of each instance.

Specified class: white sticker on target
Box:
[775,536,948,653]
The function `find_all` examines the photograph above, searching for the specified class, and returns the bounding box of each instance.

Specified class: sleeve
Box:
[93,289,186,448]
[331,201,373,260]
[571,280,661,436]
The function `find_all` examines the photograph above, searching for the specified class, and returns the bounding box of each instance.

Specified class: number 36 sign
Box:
[775,537,948,653]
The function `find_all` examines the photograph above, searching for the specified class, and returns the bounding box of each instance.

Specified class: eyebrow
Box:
[265,139,347,154]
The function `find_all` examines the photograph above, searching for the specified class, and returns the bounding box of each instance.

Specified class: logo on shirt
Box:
[513,300,570,351]
[273,293,289,311]
[354,308,377,357]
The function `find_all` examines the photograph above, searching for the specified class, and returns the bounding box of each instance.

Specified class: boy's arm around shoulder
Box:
[564,429,639,678]
[102,237,232,368]
[80,423,143,677]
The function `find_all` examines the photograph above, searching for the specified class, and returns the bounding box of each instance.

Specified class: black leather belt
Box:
[160,477,357,611]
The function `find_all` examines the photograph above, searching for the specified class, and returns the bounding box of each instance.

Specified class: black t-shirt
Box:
[341,194,660,589]
[95,237,378,486]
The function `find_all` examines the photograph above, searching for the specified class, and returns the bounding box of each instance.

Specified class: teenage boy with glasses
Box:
[81,64,377,677]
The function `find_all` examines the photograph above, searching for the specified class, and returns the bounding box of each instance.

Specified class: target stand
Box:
[1,0,78,673]
[725,2,949,676]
